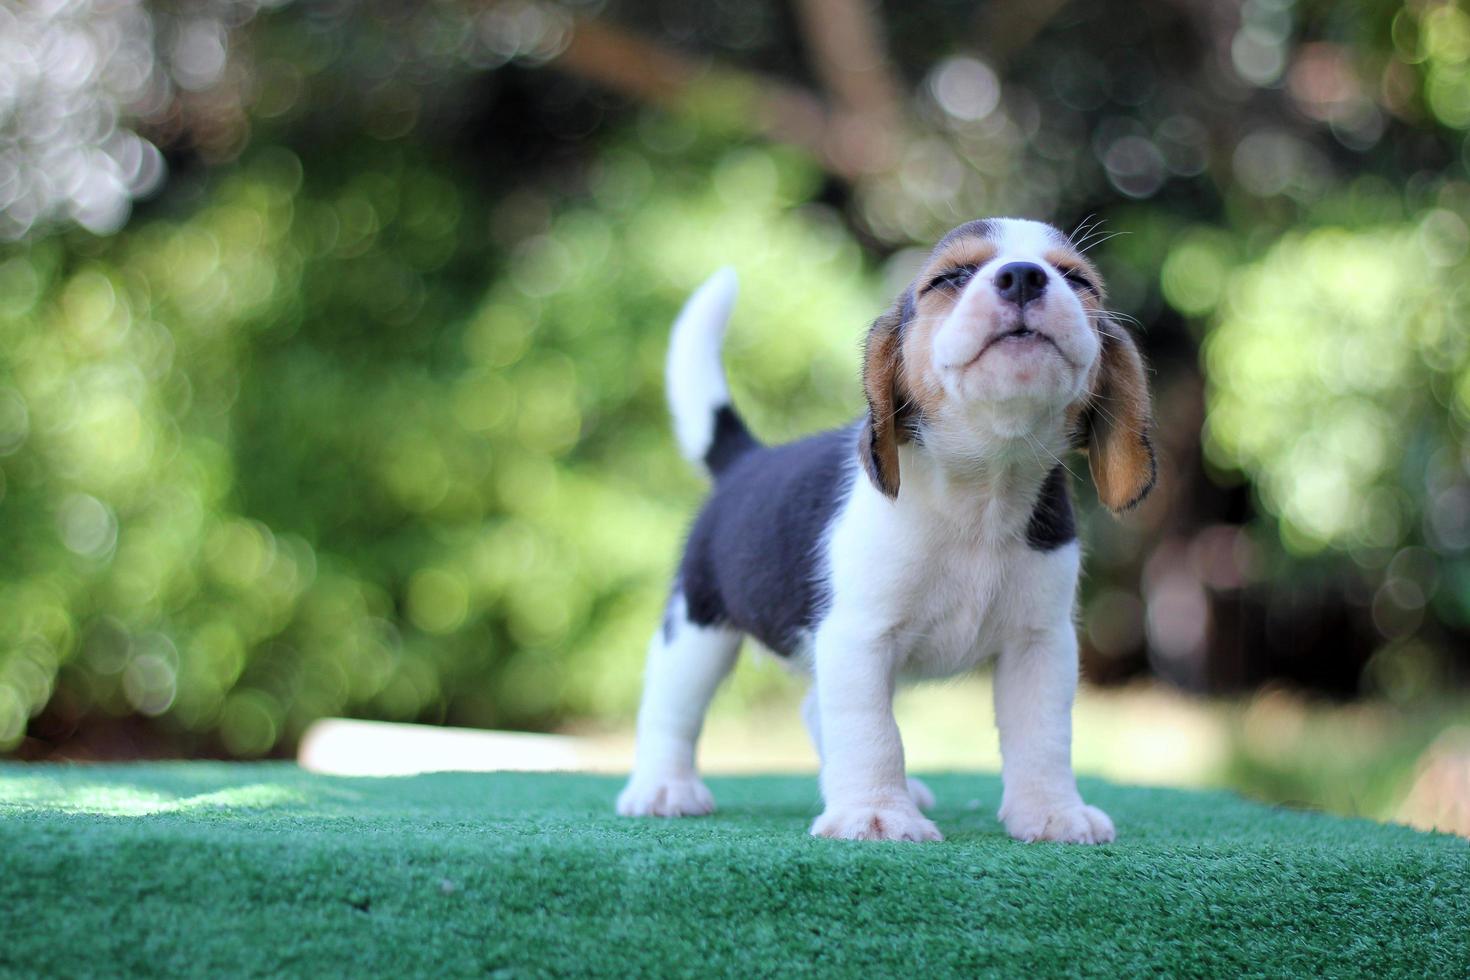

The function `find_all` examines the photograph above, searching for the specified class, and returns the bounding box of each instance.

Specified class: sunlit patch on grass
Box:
[0,778,310,816]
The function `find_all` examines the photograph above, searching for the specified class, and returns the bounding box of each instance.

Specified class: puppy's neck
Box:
[928,401,1072,470]
[895,442,1056,538]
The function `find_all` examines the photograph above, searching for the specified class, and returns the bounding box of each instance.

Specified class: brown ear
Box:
[858,299,908,499]
[1086,320,1157,512]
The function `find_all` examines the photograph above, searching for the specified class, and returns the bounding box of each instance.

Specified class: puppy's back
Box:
[678,425,857,657]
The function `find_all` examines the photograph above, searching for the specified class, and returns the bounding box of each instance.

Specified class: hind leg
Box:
[801,689,935,811]
[617,596,742,817]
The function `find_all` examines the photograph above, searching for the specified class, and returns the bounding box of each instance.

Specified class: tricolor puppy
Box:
[617,217,1155,843]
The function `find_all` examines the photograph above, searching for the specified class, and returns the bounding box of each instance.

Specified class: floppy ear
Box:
[857,299,908,499]
[1085,320,1157,513]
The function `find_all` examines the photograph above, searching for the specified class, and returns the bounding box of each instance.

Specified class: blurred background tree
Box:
[1,0,1467,770]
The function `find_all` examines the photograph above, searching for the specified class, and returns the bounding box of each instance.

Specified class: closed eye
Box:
[924,264,978,295]
[1057,265,1100,297]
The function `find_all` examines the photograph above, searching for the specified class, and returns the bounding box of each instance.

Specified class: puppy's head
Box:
[859,217,1155,512]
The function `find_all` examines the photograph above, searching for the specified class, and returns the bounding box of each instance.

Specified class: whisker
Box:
[1024,431,1080,481]
[1076,230,1129,255]
[1084,400,1149,439]
[1068,213,1101,246]
[1073,213,1104,238]
[1083,308,1145,331]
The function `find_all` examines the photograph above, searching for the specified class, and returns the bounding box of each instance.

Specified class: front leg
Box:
[993,626,1115,844]
[808,619,941,842]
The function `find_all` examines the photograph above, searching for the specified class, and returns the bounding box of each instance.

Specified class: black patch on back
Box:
[678,425,857,656]
[1026,465,1076,551]
[704,405,759,477]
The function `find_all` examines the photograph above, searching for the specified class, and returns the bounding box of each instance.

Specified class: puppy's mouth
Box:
[954,325,1061,370]
[989,325,1055,350]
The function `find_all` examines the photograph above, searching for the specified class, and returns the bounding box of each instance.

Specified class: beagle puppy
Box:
[617,218,1155,843]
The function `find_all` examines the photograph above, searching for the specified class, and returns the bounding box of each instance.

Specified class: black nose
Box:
[994,262,1048,307]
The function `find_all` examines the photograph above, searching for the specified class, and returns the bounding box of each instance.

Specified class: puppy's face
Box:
[910,218,1104,425]
[860,218,1156,512]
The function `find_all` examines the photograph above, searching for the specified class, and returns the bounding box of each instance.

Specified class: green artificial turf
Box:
[2,765,1466,977]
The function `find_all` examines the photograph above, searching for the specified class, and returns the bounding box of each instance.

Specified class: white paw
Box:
[811,800,944,842]
[999,797,1115,844]
[907,776,936,811]
[616,775,715,817]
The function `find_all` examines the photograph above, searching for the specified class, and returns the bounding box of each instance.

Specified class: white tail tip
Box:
[666,268,739,464]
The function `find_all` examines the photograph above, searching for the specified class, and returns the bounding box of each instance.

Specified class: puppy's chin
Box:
[938,320,1090,411]
[951,338,1078,405]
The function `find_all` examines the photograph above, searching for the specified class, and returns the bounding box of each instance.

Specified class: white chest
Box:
[884,529,1016,676]
[824,471,1064,679]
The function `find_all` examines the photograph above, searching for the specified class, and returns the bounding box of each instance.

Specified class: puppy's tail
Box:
[666,268,759,478]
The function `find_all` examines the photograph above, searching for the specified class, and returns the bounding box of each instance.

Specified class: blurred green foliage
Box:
[1193,0,1470,681]
[1206,206,1470,563]
[0,128,879,754]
